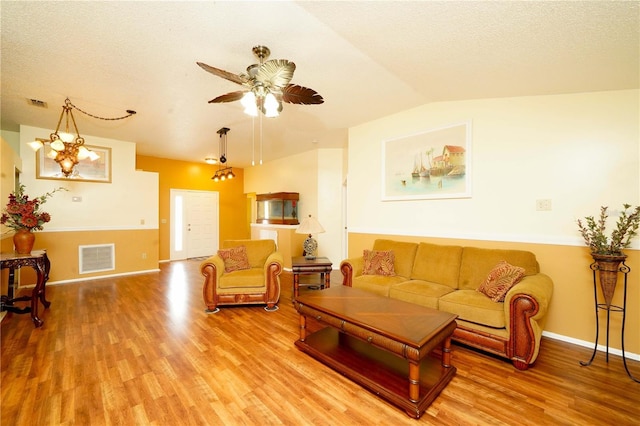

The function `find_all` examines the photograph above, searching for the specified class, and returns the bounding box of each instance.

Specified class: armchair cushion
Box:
[218,245,250,273]
[223,239,276,268]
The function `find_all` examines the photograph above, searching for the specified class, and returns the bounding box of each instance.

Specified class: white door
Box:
[170,189,219,260]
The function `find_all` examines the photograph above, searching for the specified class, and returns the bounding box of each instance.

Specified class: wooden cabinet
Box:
[256,192,299,225]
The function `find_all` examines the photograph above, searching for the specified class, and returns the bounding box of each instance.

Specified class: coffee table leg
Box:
[442,336,452,368]
[408,362,420,402]
[299,314,307,342]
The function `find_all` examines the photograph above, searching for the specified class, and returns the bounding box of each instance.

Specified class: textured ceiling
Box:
[1,1,638,168]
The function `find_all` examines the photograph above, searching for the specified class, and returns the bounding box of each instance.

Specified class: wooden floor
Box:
[2,260,639,425]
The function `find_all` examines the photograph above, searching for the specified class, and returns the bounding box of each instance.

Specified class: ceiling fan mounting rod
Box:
[252,45,270,63]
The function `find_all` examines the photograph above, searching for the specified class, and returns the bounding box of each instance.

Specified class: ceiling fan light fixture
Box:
[241,91,258,116]
[263,92,280,118]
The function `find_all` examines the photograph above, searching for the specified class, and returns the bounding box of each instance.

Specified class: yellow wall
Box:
[135,155,249,261]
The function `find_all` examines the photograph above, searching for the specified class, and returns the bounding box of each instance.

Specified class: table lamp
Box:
[296,215,325,259]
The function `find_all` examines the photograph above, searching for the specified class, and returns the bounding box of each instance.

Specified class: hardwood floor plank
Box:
[2,260,639,425]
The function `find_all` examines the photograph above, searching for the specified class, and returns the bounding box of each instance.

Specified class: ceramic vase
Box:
[13,228,35,255]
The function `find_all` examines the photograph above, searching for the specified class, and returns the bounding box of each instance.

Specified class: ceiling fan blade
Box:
[208,91,247,103]
[256,59,295,88]
[197,62,247,85]
[282,84,324,105]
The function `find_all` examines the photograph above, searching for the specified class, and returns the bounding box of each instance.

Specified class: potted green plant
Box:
[577,203,640,307]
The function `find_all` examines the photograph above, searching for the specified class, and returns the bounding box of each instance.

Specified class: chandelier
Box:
[212,127,235,182]
[29,98,136,177]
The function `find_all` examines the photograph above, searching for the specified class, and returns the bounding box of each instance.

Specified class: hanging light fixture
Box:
[29,97,136,177]
[211,127,235,182]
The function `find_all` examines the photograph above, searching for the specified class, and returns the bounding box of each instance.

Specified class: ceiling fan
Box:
[197,45,324,117]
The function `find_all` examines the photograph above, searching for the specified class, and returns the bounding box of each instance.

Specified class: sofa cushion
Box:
[477,261,526,302]
[218,245,251,273]
[352,274,407,297]
[363,249,396,276]
[218,268,265,289]
[458,247,539,291]
[223,239,276,269]
[389,280,456,309]
[439,290,505,328]
[410,242,463,289]
[372,239,418,278]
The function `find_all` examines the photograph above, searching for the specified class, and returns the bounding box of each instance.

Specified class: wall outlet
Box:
[142,253,147,259]
[536,199,552,211]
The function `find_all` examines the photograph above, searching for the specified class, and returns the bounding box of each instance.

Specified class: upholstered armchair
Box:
[200,239,284,312]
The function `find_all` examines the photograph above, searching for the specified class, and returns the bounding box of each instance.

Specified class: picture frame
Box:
[35,140,112,183]
[382,121,471,201]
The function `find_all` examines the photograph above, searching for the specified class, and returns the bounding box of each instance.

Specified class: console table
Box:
[291,256,332,299]
[0,250,51,327]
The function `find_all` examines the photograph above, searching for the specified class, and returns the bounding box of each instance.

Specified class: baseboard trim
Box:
[543,330,640,361]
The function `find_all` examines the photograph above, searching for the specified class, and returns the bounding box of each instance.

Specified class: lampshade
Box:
[296,215,325,259]
[296,216,325,235]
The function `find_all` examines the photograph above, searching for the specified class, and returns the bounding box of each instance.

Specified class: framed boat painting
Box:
[36,141,112,183]
[381,121,472,201]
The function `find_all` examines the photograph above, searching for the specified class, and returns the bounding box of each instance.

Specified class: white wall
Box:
[19,125,158,231]
[245,148,344,264]
[348,90,640,247]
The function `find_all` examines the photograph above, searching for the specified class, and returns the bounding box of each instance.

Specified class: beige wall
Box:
[5,125,160,283]
[347,90,639,355]
[244,148,345,265]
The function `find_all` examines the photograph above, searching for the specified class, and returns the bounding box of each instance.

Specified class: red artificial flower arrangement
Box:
[1,184,66,232]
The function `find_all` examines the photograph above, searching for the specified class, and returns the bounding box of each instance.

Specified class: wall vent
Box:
[28,98,48,108]
[79,244,115,274]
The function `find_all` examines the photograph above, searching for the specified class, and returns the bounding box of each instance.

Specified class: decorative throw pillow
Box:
[362,249,396,276]
[477,260,526,302]
[218,245,250,273]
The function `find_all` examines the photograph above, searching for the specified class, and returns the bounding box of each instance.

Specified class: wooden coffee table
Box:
[293,285,457,418]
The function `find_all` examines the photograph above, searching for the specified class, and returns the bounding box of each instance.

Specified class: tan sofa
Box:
[340,239,553,370]
[200,239,284,312]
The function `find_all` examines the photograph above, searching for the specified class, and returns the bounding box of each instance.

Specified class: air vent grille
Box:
[79,244,115,274]
[28,98,48,108]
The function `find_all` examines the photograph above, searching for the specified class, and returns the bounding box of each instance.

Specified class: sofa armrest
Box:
[200,255,225,311]
[264,251,284,305]
[503,273,554,368]
[340,257,364,286]
[504,273,554,321]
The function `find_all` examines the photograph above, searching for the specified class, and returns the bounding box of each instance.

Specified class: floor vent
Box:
[79,244,115,274]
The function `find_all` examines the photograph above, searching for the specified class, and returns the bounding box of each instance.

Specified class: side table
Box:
[291,256,332,299]
[0,250,51,327]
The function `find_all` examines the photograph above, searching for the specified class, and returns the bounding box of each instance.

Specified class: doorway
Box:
[170,189,219,260]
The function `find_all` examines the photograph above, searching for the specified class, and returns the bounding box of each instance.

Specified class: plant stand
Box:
[580,260,639,382]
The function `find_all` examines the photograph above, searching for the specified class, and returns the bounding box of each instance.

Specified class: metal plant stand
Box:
[580,260,639,382]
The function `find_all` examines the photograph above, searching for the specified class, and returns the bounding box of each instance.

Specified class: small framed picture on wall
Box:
[36,141,112,183]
